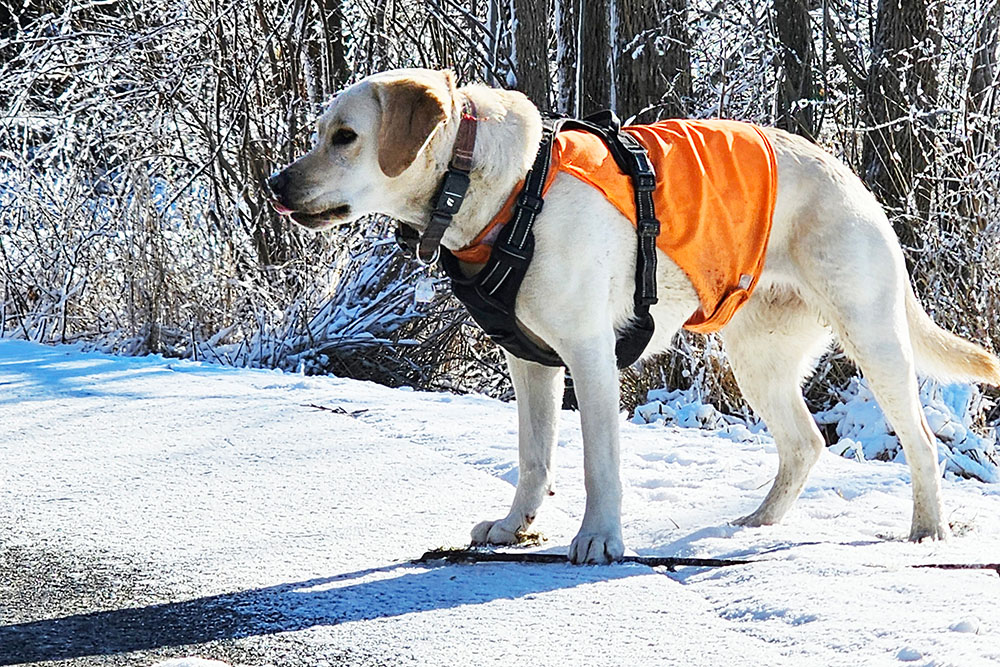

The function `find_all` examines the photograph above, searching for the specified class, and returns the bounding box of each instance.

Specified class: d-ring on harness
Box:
[397,106,660,369]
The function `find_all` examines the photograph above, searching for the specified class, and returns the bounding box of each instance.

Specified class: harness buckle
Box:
[637,218,660,238]
[634,171,656,192]
[516,192,545,214]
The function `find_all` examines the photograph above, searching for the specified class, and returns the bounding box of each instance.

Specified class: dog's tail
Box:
[907,285,1000,385]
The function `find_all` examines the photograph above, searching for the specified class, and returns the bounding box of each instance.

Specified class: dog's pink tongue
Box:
[270,200,293,215]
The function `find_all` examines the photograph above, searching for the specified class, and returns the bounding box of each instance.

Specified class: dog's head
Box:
[267,69,457,231]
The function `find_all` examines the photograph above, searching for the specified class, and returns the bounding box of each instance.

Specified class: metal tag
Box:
[414,276,436,304]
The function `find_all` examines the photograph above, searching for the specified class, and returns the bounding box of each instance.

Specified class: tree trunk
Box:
[659,0,692,119]
[862,0,941,248]
[579,0,612,115]
[959,0,1000,231]
[773,0,815,138]
[314,0,350,100]
[615,0,691,122]
[512,0,551,109]
[967,1,1000,156]
[554,0,580,115]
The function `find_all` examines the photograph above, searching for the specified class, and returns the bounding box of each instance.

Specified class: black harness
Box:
[399,111,660,369]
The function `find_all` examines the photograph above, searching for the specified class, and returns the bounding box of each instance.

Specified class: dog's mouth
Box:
[280,204,352,230]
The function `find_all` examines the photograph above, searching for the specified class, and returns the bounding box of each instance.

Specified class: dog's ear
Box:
[374,71,454,178]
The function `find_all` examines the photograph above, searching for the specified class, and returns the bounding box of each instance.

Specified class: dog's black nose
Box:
[268,170,289,197]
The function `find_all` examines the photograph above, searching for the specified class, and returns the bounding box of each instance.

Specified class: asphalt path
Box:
[0,342,787,667]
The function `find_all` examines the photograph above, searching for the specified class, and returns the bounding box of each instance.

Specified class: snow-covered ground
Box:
[1,339,999,666]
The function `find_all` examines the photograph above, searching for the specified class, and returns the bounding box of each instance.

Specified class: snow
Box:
[635,380,1000,484]
[949,618,981,634]
[815,377,999,483]
[2,339,1000,666]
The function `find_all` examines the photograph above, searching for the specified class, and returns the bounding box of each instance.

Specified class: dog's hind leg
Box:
[817,286,948,541]
[471,352,562,545]
[721,287,832,527]
[790,206,947,540]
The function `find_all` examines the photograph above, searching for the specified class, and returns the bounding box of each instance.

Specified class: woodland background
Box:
[2,0,999,426]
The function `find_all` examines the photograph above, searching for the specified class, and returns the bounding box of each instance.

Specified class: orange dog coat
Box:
[454,119,778,334]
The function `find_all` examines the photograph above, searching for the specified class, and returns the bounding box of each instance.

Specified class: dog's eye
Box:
[330,128,357,146]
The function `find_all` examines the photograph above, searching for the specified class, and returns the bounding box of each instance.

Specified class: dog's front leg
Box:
[562,334,624,564]
[471,352,562,545]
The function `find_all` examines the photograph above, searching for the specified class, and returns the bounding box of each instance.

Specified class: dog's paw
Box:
[731,513,764,528]
[731,508,780,528]
[568,531,624,564]
[909,521,949,542]
[471,518,521,545]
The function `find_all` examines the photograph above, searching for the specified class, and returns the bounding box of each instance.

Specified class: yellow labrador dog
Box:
[269,68,1000,564]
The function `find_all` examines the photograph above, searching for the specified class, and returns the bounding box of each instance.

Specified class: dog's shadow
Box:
[634,523,886,583]
[0,559,645,664]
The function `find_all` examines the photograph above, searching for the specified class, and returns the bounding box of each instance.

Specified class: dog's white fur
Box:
[273,69,1000,563]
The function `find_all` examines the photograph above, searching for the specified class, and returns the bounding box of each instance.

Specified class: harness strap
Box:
[411,110,661,370]
[617,131,659,307]
[612,129,659,365]
[439,118,564,367]
[476,120,561,300]
[556,112,659,366]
